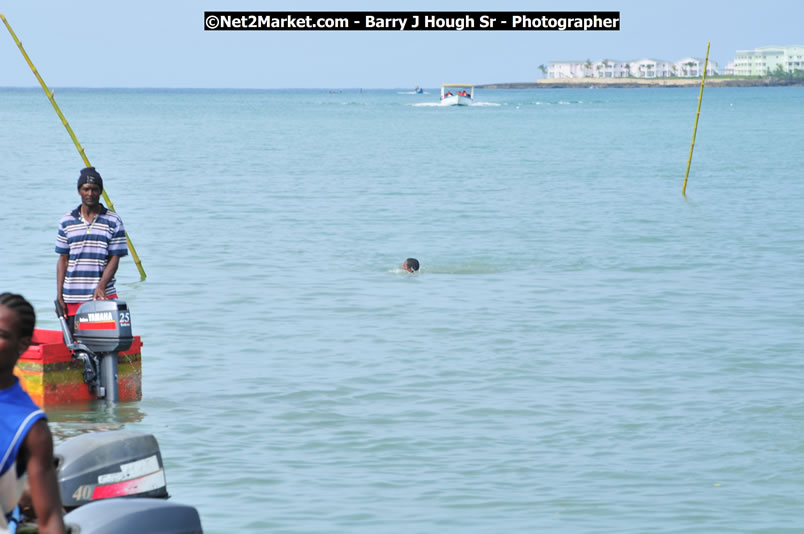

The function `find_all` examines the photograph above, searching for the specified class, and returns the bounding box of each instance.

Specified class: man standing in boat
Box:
[56,167,128,327]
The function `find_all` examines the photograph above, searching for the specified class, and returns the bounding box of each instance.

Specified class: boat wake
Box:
[411,101,501,107]
[388,262,515,274]
[424,263,510,274]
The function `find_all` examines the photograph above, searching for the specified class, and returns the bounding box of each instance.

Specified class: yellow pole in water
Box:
[1,14,146,280]
[682,41,710,197]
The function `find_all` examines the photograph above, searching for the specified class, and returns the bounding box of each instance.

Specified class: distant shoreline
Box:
[478,77,804,89]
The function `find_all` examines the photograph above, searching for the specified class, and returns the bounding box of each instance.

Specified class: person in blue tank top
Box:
[0,293,65,534]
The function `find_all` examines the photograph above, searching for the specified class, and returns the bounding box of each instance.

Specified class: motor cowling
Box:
[73,300,133,353]
[56,430,168,509]
[64,498,203,534]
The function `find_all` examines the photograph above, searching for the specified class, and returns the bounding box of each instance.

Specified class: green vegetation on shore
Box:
[479,73,804,89]
[767,65,804,83]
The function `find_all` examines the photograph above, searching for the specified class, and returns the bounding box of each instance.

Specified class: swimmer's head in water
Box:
[402,258,420,272]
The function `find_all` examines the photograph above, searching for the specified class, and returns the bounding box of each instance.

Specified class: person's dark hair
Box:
[0,292,36,338]
[405,258,420,272]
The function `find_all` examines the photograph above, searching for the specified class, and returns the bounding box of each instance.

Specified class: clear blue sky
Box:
[1,0,802,88]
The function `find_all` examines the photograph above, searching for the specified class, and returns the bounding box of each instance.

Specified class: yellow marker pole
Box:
[682,41,710,197]
[1,14,146,280]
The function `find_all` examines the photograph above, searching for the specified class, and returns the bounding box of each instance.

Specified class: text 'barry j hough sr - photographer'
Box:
[202,11,621,31]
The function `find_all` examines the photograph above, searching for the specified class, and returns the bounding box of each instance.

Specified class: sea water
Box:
[1,86,803,533]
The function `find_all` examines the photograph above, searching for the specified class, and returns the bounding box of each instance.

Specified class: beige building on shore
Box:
[733,46,804,75]
[547,58,719,79]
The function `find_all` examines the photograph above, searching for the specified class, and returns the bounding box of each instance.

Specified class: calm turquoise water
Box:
[2,86,803,532]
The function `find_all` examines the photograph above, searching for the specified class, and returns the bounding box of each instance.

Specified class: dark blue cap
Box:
[77,167,103,191]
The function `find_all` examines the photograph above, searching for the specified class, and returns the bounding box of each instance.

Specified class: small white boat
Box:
[440,84,473,106]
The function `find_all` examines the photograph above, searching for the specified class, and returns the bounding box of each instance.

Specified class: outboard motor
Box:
[64,498,203,534]
[56,299,132,402]
[54,430,203,533]
[55,430,168,509]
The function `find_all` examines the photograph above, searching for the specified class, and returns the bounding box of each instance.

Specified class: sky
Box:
[1,0,802,89]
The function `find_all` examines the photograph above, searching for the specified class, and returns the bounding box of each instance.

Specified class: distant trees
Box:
[767,63,804,82]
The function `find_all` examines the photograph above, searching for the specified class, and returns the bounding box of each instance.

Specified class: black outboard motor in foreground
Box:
[55,299,132,402]
[53,430,204,533]
[64,498,203,534]
[56,431,168,509]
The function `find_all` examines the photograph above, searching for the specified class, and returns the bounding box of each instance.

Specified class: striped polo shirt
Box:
[55,205,128,303]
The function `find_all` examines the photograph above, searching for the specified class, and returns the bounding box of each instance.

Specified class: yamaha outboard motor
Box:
[56,299,132,402]
[56,430,168,509]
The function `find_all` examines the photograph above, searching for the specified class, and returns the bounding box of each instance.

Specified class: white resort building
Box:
[733,46,804,75]
[546,46,804,79]
[547,58,719,79]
